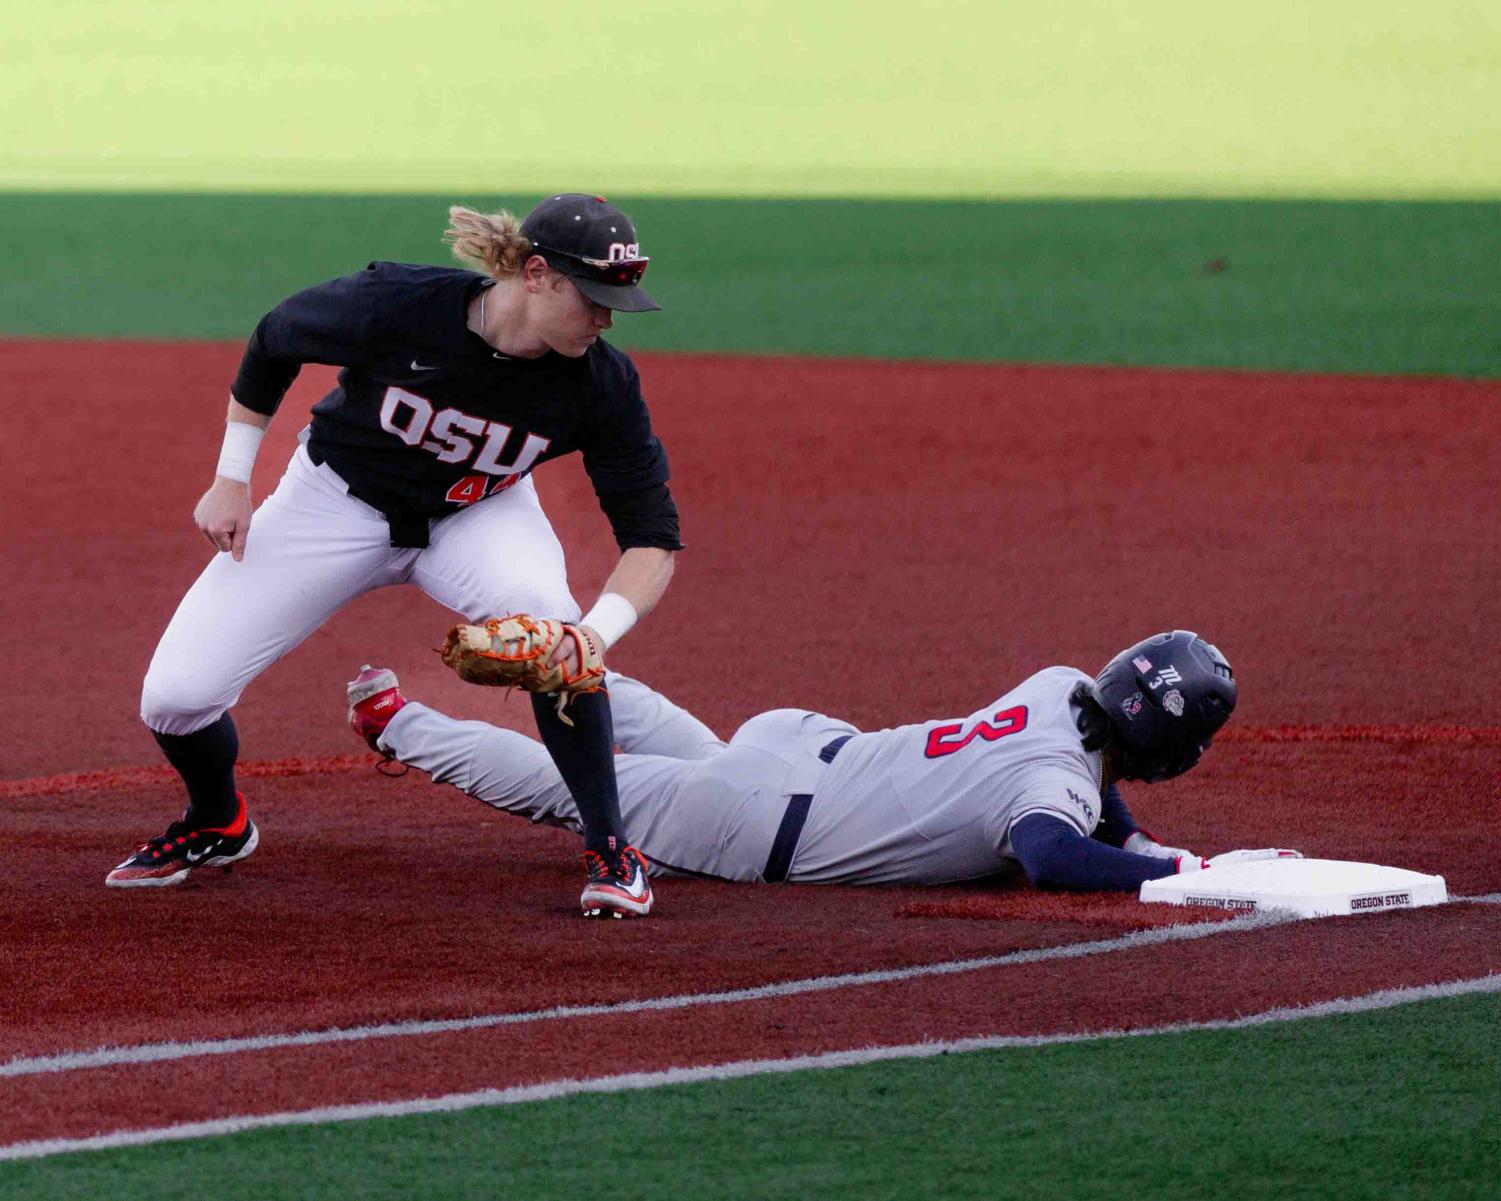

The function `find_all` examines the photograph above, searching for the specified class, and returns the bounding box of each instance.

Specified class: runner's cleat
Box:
[581,844,654,918]
[347,664,407,755]
[105,792,258,888]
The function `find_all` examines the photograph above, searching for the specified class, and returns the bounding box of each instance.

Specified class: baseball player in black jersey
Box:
[109,194,678,917]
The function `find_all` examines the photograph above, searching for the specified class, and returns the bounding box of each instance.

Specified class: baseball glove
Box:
[439,614,606,724]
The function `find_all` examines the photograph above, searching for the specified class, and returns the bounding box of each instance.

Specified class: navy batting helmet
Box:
[1090,631,1237,782]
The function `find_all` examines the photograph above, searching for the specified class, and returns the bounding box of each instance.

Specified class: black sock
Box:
[530,689,624,856]
[152,712,240,828]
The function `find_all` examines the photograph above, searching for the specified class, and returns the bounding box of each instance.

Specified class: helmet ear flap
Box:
[1071,683,1112,752]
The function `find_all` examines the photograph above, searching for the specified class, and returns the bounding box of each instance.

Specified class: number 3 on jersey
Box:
[924,705,1028,759]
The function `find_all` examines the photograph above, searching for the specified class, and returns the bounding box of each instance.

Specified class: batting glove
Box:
[1176,848,1303,874]
[1123,831,1199,863]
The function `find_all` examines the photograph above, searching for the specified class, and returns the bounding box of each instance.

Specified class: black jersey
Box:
[230,262,681,551]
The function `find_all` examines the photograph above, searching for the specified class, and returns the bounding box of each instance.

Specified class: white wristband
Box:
[581,592,637,649]
[216,420,265,484]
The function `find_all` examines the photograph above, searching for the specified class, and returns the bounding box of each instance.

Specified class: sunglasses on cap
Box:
[532,244,650,287]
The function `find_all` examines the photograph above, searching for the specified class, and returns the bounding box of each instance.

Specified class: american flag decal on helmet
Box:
[1132,656,1153,672]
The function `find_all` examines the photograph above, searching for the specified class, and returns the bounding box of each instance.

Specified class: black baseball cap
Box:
[520,193,661,313]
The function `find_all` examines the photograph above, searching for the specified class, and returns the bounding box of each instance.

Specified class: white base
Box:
[1139,858,1447,918]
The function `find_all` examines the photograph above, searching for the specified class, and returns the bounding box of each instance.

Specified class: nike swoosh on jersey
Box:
[410,359,440,371]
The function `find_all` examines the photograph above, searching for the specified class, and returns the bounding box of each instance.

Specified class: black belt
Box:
[308,443,432,549]
[763,735,852,883]
[819,734,852,763]
[383,512,432,550]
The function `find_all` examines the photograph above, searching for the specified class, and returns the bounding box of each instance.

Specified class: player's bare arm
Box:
[194,396,271,561]
[555,547,676,673]
[599,545,676,618]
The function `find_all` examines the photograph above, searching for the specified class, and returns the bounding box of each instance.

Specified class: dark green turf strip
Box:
[4,992,1497,1201]
[1,194,1496,375]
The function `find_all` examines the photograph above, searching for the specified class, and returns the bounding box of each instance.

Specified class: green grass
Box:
[3,194,1498,375]
[5,992,1496,1201]
[2,2,1498,196]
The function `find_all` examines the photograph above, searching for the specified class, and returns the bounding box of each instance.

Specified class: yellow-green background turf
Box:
[3,1,1498,197]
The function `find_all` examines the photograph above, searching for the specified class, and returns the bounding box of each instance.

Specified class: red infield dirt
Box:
[1,339,1498,1145]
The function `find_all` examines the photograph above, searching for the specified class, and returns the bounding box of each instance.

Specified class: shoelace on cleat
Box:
[583,850,639,885]
[135,818,244,860]
[136,826,204,859]
[583,850,610,881]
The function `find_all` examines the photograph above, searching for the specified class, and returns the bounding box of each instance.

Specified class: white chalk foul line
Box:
[3,911,1294,1080]
[3,972,1497,1164]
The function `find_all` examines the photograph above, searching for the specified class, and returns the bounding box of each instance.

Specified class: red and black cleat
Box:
[581,843,654,919]
[105,792,259,888]
[347,665,409,769]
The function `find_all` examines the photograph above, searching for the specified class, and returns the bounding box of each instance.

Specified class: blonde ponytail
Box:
[443,205,533,279]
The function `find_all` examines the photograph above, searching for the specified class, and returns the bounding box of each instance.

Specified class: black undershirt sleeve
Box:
[230,268,382,416]
[580,350,682,551]
[1090,783,1142,849]
[1010,812,1178,891]
[596,483,684,552]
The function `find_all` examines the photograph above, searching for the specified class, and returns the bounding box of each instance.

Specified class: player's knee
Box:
[140,665,232,736]
[470,590,580,624]
[534,590,582,624]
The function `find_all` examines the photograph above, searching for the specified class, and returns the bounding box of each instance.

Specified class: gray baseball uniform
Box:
[383,666,1104,885]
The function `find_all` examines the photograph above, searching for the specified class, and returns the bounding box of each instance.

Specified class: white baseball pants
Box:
[382,685,857,881]
[142,444,579,735]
